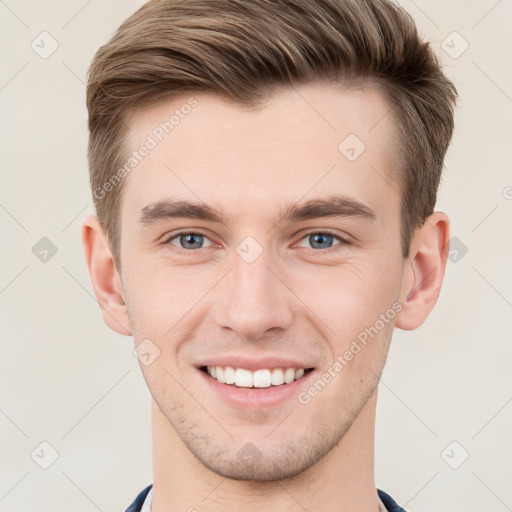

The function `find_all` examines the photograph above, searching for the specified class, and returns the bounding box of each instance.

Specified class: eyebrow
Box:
[138,194,376,226]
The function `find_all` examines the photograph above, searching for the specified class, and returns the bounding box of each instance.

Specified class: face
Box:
[117,82,407,480]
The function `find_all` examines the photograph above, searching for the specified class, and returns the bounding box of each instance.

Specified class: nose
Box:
[213,245,294,340]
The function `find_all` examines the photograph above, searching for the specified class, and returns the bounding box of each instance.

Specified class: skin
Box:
[83,81,449,511]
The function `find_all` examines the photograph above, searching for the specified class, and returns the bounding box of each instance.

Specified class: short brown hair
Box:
[86,0,457,267]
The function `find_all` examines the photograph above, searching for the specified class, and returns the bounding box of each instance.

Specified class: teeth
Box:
[205,366,309,388]
[271,368,284,386]
[224,366,236,384]
[235,368,253,387]
[253,369,271,388]
[216,366,225,384]
[284,368,295,384]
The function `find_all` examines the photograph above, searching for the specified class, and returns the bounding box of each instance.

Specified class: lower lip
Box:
[196,368,317,410]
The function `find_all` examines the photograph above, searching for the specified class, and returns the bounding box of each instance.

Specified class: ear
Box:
[395,211,450,330]
[82,214,132,336]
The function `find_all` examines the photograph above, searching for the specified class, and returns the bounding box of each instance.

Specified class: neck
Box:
[151,389,380,512]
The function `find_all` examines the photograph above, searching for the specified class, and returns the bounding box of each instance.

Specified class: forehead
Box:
[121,82,400,225]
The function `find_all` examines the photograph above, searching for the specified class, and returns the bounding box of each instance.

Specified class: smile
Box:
[201,366,314,388]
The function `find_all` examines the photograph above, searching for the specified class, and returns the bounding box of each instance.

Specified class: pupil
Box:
[184,233,202,249]
[312,233,332,249]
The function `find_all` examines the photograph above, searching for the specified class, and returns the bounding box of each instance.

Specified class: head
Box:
[83,0,456,481]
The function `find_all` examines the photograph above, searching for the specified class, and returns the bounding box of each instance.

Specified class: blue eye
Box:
[297,231,346,250]
[167,231,213,251]
[307,233,336,249]
[164,229,349,254]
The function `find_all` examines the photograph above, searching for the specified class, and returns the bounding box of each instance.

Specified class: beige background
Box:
[1,0,511,510]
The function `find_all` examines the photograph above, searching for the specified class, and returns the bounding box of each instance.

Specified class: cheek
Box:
[123,258,219,340]
[293,256,402,332]
[124,244,403,342]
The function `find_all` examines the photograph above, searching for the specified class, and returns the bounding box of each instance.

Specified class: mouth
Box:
[199,365,315,389]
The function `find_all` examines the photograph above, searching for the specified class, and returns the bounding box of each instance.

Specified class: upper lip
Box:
[197,356,315,371]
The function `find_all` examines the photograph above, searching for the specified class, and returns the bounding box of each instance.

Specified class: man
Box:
[82,0,457,510]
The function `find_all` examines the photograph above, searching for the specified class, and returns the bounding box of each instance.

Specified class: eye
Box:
[296,230,350,251]
[162,229,351,255]
[165,231,214,252]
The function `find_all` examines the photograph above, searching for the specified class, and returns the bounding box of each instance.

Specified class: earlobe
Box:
[82,214,132,336]
[395,212,450,330]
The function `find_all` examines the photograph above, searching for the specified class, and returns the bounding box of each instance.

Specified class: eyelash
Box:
[162,229,352,255]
